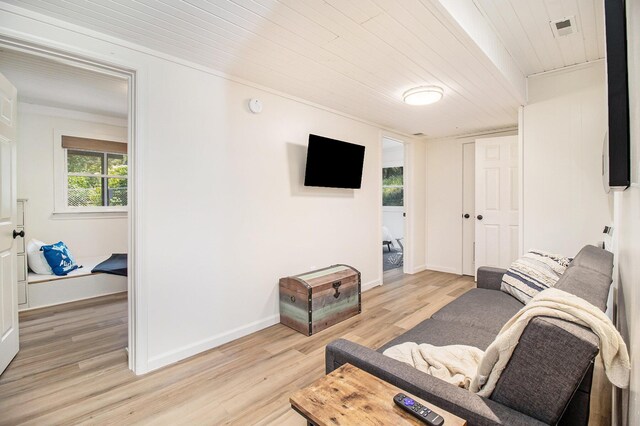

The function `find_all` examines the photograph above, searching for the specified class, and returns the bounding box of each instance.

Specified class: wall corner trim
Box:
[362,279,382,292]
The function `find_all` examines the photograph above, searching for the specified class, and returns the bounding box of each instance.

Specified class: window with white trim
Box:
[62,136,128,210]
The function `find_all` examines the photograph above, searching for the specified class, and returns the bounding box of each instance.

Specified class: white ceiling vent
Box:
[550,16,578,38]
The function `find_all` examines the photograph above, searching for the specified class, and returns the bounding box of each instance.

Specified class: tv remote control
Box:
[393,393,445,425]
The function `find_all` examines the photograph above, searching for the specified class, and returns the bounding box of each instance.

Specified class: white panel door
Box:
[475,136,519,271]
[0,71,18,376]
[462,142,475,276]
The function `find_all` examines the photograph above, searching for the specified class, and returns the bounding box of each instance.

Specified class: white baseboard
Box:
[425,264,461,275]
[147,277,382,372]
[411,264,427,274]
[146,314,280,372]
[362,279,382,292]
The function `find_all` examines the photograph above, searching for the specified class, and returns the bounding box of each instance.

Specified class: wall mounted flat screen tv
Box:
[604,0,630,189]
[304,134,366,189]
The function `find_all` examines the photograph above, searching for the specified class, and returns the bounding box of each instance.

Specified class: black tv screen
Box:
[304,134,365,189]
[604,0,630,188]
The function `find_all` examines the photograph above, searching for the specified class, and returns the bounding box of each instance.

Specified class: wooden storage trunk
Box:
[279,264,361,336]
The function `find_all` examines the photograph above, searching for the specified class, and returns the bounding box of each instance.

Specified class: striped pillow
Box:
[500,250,572,304]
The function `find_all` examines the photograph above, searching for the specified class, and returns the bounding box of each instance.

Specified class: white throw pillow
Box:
[26,239,53,275]
[500,250,572,304]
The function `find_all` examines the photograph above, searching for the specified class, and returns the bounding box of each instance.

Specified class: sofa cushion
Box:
[570,245,613,277]
[490,317,600,424]
[554,265,611,312]
[431,288,524,334]
[377,318,497,353]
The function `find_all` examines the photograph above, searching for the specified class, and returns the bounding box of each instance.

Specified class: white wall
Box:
[0,6,426,373]
[16,104,128,257]
[425,130,516,274]
[522,62,612,257]
[132,78,391,369]
[615,0,640,422]
[382,142,404,245]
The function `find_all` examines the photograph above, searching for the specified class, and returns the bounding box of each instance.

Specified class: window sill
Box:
[51,210,128,220]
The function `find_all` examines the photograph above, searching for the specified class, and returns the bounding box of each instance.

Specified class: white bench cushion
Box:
[28,255,111,284]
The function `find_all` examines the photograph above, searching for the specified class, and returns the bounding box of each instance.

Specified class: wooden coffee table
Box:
[290,363,466,425]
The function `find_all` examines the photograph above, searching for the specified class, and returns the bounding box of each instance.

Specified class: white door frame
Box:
[380,133,413,279]
[0,35,141,373]
[461,142,475,276]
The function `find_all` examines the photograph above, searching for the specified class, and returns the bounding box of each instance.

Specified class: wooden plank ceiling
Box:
[0,48,128,118]
[3,0,599,137]
[475,0,604,76]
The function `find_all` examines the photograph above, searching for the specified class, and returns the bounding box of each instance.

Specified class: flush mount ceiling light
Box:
[403,86,444,106]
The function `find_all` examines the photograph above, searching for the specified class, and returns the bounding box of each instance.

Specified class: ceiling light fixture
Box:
[403,86,444,106]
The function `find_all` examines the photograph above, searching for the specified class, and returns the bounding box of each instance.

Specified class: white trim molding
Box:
[412,264,427,274]
[518,105,525,257]
[362,279,382,292]
[146,314,280,372]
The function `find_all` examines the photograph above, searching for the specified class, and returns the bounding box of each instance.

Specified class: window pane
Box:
[383,187,403,206]
[68,150,103,174]
[383,167,403,185]
[107,178,128,206]
[68,176,103,206]
[107,153,128,176]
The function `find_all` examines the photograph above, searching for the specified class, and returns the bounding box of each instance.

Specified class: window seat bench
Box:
[24,255,127,311]
[28,256,111,283]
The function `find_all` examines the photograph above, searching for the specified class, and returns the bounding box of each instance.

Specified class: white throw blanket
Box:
[383,343,483,389]
[383,288,630,397]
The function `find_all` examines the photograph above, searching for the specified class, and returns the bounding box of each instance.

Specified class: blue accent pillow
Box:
[40,241,79,276]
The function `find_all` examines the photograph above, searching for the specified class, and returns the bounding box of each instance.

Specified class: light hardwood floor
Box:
[0,270,610,425]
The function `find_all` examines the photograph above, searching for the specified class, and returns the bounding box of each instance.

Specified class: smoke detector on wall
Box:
[550,16,578,38]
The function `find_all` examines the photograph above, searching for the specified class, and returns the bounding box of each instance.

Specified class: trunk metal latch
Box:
[332,281,342,298]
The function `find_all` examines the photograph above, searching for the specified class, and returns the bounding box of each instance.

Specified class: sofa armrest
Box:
[326,339,545,426]
[477,267,507,291]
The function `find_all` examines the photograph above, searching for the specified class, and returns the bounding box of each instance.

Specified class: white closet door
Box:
[475,136,519,271]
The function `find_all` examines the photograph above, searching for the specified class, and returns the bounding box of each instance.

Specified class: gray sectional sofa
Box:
[326,245,614,425]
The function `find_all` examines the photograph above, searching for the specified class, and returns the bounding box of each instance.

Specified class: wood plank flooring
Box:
[0,270,610,425]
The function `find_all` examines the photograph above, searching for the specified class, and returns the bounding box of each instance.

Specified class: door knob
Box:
[13,230,24,239]
[463,213,470,219]
[476,215,483,221]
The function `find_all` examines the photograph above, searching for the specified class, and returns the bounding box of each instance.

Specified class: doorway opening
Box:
[382,137,407,282]
[0,43,136,376]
